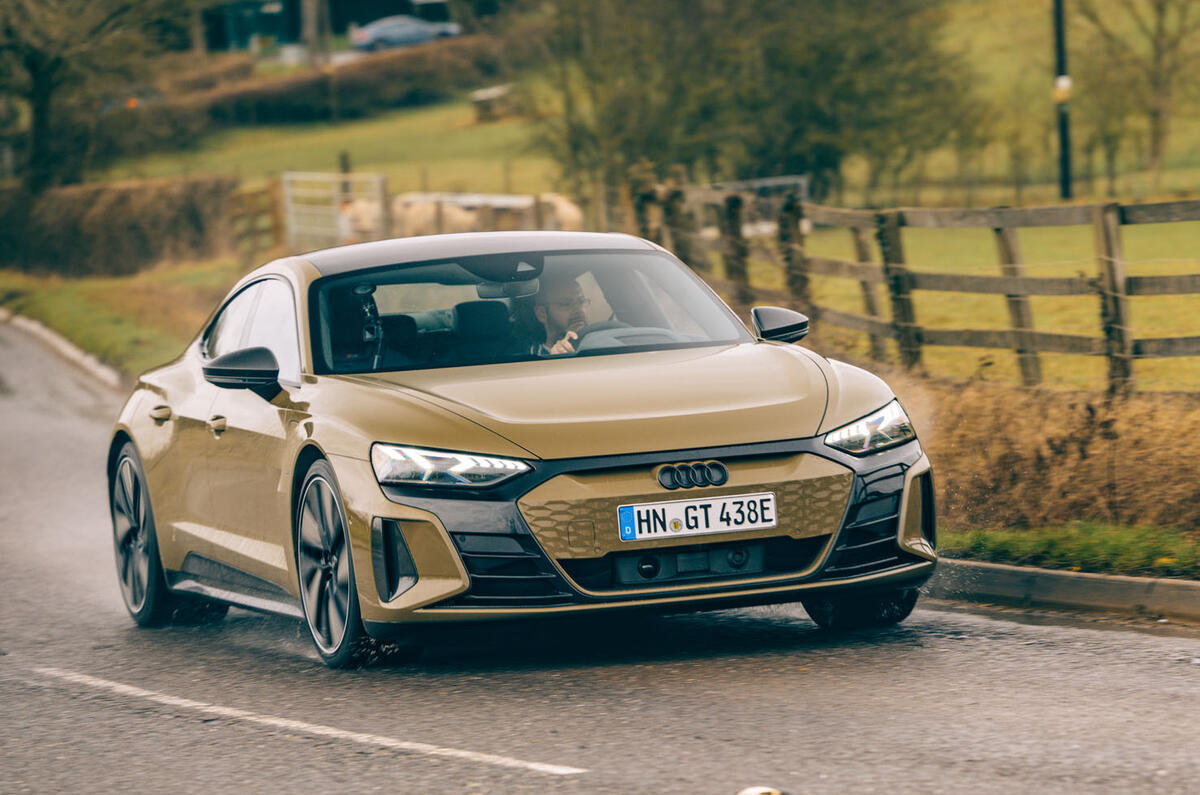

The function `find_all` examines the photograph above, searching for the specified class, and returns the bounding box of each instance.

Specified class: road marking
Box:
[32,667,586,777]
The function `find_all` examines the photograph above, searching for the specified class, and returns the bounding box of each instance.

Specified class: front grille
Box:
[433,532,578,608]
[558,534,830,591]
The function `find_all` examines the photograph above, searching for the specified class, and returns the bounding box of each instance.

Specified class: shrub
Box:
[0,177,238,276]
[188,35,502,126]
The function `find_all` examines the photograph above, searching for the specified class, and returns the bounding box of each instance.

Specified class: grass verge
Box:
[0,258,251,376]
[940,522,1200,580]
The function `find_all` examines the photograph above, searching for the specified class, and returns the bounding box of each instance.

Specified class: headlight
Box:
[823,400,916,456]
[371,444,530,487]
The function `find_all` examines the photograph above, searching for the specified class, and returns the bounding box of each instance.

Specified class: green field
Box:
[97,99,559,195]
[725,222,1200,391]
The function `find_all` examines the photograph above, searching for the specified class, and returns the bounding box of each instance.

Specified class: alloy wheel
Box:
[297,475,352,654]
[112,456,152,613]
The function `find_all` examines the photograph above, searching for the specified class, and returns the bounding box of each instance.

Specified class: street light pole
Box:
[1054,0,1073,199]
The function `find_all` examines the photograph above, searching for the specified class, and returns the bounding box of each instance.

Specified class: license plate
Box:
[618,492,777,542]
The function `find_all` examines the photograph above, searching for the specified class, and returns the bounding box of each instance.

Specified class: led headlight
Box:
[370,444,530,487]
[823,400,916,456]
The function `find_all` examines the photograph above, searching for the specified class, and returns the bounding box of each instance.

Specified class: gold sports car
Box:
[108,231,936,667]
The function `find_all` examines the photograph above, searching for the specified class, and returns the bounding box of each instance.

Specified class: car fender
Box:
[817,359,898,435]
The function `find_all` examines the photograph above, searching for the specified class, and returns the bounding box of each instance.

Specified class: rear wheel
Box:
[802,587,920,631]
[296,460,372,668]
[111,444,176,627]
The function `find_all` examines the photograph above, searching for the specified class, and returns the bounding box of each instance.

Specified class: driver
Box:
[532,273,590,355]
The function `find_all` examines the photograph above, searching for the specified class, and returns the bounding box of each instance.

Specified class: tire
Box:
[802,587,920,631]
[110,443,177,627]
[295,459,372,668]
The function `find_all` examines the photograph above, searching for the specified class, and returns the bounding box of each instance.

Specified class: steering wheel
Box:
[574,324,689,352]
[572,319,630,342]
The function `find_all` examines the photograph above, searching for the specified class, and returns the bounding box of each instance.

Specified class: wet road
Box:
[1,320,1198,794]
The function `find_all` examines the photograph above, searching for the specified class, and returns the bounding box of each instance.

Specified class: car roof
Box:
[300,231,658,276]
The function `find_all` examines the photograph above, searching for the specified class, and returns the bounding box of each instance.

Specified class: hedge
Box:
[0,177,238,276]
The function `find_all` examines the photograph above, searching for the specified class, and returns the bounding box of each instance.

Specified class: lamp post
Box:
[1054,0,1073,199]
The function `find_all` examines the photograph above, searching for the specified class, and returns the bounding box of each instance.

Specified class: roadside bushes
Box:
[888,373,1200,533]
[192,35,503,126]
[83,35,503,167]
[0,177,237,276]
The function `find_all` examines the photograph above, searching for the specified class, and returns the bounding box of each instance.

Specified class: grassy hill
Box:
[97,99,558,196]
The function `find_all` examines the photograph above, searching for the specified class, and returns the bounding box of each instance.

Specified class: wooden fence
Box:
[632,187,1200,393]
[228,184,283,264]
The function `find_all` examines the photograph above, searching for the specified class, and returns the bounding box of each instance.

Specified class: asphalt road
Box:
[1,320,1199,794]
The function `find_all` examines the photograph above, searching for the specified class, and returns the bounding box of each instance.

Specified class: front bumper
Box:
[335,437,936,632]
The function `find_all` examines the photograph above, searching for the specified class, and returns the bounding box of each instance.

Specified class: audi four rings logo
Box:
[656,461,729,489]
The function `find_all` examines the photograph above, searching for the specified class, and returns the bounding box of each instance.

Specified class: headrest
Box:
[454,300,510,339]
[380,314,418,351]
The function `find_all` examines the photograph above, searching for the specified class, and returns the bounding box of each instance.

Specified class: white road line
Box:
[32,667,587,777]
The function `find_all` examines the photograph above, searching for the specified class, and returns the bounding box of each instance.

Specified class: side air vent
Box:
[371,518,418,602]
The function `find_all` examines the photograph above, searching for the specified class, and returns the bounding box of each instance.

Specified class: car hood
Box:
[345,343,831,459]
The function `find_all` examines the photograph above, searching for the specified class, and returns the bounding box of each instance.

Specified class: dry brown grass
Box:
[883,369,1200,532]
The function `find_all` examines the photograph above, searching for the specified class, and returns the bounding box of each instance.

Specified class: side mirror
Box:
[751,306,809,343]
[203,347,280,398]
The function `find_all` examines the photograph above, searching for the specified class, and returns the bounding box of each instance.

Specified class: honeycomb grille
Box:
[518,460,853,563]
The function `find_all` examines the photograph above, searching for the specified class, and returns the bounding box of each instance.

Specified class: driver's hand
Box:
[549,331,578,355]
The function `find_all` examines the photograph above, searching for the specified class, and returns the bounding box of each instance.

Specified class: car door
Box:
[206,277,306,588]
[160,282,263,571]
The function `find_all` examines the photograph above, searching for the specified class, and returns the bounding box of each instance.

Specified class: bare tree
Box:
[1075,44,1139,197]
[0,0,167,192]
[1078,0,1200,187]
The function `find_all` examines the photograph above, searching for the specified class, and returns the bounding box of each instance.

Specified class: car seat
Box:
[453,300,515,363]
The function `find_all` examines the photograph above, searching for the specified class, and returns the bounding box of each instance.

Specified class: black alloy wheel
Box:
[111,443,175,626]
[296,460,370,667]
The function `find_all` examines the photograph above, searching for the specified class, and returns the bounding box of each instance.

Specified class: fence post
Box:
[993,225,1042,386]
[1093,202,1134,393]
[378,177,392,239]
[722,194,753,306]
[633,186,660,241]
[875,210,922,368]
[663,180,693,266]
[850,226,888,361]
[477,203,495,232]
[268,178,285,248]
[532,193,544,229]
[778,193,811,311]
[591,177,607,231]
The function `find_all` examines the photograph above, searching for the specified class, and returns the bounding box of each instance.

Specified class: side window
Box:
[244,279,302,383]
[205,283,262,360]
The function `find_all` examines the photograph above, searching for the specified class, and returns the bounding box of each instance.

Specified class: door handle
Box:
[207,415,227,435]
[148,405,172,422]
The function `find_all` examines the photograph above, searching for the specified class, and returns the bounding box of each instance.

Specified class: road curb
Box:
[925,558,1200,622]
[0,307,125,391]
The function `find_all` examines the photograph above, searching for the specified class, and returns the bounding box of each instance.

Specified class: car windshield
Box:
[309,249,751,374]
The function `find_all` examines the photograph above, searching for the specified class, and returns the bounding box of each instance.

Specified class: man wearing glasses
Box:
[531,272,590,355]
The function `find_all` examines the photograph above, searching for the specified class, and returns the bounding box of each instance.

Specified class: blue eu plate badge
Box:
[618,506,636,541]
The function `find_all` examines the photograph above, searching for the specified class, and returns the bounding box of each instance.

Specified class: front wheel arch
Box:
[107,430,134,487]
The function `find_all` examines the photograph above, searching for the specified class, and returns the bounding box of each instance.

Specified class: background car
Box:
[108,231,937,667]
[350,15,461,51]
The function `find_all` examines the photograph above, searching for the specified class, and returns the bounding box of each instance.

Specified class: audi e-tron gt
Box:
[108,231,937,667]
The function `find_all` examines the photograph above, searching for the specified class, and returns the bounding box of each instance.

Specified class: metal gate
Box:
[281,172,391,250]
